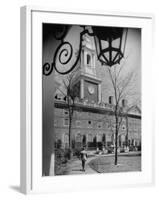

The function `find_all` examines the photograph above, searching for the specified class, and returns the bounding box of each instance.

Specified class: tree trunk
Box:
[126,115,129,147]
[115,114,118,165]
[68,116,72,149]
[68,111,73,159]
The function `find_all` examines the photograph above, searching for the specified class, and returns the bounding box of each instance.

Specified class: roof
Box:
[54,99,141,119]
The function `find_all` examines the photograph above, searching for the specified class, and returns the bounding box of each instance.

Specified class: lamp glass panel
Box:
[112,38,120,49]
[103,52,110,62]
[101,40,109,50]
[121,29,127,53]
[114,53,120,63]
[112,51,117,61]
[94,36,100,57]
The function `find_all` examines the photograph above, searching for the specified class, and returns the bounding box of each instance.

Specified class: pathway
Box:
[63,156,96,175]
[63,151,141,175]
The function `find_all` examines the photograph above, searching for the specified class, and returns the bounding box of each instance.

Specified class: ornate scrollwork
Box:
[43,26,95,76]
[53,42,74,74]
[57,42,73,65]
[43,62,54,76]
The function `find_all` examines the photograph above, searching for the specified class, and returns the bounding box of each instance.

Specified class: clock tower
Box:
[72,34,102,104]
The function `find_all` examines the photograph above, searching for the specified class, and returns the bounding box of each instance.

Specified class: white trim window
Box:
[97,133,103,142]
[63,109,69,116]
[86,53,91,67]
[64,133,69,147]
[76,120,81,127]
[76,133,82,143]
[87,134,93,142]
[97,121,103,129]
[63,118,69,126]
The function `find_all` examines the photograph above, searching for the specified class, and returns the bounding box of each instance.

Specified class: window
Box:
[87,134,93,142]
[102,134,106,143]
[64,134,69,148]
[76,133,82,142]
[87,120,93,128]
[76,120,81,127]
[109,96,113,104]
[97,121,102,129]
[64,118,69,126]
[87,54,91,66]
[88,120,92,127]
[122,125,126,130]
[122,99,127,107]
[97,134,103,142]
[64,134,69,143]
[63,109,69,115]
[54,119,57,126]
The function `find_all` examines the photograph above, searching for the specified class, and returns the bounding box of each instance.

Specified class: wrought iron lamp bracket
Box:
[43,27,95,76]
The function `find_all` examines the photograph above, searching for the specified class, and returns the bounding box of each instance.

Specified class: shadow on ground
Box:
[9,185,21,193]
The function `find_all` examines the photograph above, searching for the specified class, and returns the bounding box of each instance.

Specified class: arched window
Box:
[122,99,127,107]
[76,133,82,143]
[82,135,86,146]
[76,120,81,127]
[64,134,69,148]
[64,118,69,126]
[97,134,102,142]
[102,134,106,143]
[87,54,91,66]
[64,134,69,144]
[87,134,93,142]
[109,96,113,105]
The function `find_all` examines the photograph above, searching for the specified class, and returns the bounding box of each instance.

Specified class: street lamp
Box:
[43,25,128,76]
[92,27,128,67]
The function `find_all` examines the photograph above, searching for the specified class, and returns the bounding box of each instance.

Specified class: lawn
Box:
[89,155,141,173]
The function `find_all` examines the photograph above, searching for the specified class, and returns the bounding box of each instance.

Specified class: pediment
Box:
[127,105,141,116]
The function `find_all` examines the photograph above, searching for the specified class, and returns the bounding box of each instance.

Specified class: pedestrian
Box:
[80,147,87,171]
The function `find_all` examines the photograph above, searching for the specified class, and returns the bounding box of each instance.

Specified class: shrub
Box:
[73,148,82,158]
[55,148,69,175]
[55,148,67,164]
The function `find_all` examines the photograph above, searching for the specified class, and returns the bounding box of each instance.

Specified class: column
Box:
[80,79,84,99]
[98,84,101,103]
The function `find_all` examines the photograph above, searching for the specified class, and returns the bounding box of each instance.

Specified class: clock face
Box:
[84,80,98,103]
[88,85,95,94]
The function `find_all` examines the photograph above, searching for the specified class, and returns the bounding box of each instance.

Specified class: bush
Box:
[73,148,82,158]
[106,146,114,153]
[55,148,67,164]
[137,145,141,151]
[55,148,70,175]
[64,148,72,160]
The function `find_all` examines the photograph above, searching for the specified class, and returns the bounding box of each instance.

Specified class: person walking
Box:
[80,147,87,172]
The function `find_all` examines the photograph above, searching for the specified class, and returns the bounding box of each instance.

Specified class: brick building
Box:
[54,99,141,150]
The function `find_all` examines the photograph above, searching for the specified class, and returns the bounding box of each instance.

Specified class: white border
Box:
[20,6,154,194]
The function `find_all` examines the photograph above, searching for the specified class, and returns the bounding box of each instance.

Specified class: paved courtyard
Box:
[62,153,141,175]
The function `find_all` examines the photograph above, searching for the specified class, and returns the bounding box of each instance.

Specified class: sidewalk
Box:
[63,157,96,175]
[62,151,141,175]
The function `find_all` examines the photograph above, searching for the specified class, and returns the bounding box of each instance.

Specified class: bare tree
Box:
[106,59,138,165]
[56,70,79,157]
